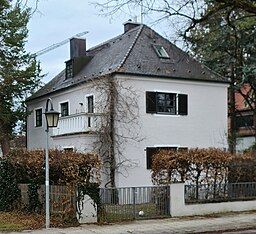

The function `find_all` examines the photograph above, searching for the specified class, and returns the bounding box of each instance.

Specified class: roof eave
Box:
[26,74,112,102]
[113,71,230,84]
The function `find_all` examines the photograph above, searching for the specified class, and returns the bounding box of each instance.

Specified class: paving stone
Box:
[7,211,256,234]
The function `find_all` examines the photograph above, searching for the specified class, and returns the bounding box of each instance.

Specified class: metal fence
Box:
[185,182,256,203]
[49,185,76,220]
[19,184,76,220]
[99,186,170,222]
[228,182,256,199]
[19,184,170,223]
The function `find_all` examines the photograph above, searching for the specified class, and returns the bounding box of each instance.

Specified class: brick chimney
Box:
[70,37,86,59]
[65,37,92,79]
[123,21,141,33]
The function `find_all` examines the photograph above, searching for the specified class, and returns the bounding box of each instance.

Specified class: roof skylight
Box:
[153,45,170,59]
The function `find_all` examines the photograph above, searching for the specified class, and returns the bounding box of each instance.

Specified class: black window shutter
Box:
[178,94,188,115]
[146,147,158,169]
[146,91,156,113]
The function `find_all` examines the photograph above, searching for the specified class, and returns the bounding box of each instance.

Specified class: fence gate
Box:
[99,186,170,222]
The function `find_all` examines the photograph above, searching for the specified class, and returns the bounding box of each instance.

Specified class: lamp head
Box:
[44,98,60,128]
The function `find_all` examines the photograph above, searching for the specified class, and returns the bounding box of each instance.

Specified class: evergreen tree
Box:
[0,0,41,156]
[186,6,256,152]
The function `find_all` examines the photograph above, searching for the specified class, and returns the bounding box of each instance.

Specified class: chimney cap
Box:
[123,20,141,33]
[70,37,86,59]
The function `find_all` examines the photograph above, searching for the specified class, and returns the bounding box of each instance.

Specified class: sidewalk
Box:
[9,211,256,234]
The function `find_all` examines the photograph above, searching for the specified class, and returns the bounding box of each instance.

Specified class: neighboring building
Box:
[26,22,229,187]
[234,83,255,151]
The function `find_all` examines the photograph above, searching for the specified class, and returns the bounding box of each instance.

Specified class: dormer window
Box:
[66,60,73,79]
[153,45,169,59]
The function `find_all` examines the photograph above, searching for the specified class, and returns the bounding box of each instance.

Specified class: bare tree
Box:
[90,75,143,188]
[93,0,256,37]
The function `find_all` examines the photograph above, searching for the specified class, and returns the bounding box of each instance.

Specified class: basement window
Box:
[146,147,188,169]
[63,147,74,152]
[153,45,170,59]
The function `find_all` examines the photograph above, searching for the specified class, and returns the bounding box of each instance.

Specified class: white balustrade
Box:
[53,113,101,136]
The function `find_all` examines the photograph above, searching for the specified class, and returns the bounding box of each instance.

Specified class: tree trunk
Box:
[0,120,11,157]
[109,124,116,188]
[0,134,10,157]
[229,68,236,154]
[109,78,116,188]
[253,91,256,156]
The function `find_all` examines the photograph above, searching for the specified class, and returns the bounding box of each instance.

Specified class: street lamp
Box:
[44,98,60,228]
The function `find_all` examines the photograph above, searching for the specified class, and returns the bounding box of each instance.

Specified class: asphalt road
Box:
[200,229,256,234]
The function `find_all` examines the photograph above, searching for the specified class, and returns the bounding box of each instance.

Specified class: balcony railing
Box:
[53,112,103,136]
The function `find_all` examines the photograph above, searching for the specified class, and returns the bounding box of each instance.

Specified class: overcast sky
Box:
[25,0,121,83]
[25,0,176,83]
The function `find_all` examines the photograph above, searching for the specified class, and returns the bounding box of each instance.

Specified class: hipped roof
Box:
[28,24,228,101]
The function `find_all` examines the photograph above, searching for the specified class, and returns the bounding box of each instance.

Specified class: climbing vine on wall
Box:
[28,179,42,213]
[76,182,102,221]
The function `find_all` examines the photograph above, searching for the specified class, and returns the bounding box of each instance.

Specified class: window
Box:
[146,147,188,169]
[157,92,176,114]
[146,91,188,115]
[153,45,170,58]
[87,96,94,113]
[60,102,69,117]
[63,147,74,152]
[87,95,94,127]
[35,108,42,127]
[236,114,253,129]
[65,60,73,79]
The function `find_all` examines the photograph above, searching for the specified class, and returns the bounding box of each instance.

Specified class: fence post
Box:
[170,183,185,216]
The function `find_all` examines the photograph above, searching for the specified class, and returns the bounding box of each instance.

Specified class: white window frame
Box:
[85,94,94,113]
[62,146,74,151]
[153,144,180,148]
[34,107,43,128]
[59,100,70,117]
[153,44,170,58]
[146,90,188,116]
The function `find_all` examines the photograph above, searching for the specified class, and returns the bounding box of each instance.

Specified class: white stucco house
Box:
[26,22,229,187]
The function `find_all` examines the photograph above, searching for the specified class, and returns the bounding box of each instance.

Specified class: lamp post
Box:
[44,98,60,228]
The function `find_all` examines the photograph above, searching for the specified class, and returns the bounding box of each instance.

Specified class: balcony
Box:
[53,113,103,136]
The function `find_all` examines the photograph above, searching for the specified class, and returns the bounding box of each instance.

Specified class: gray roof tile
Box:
[27,24,228,101]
